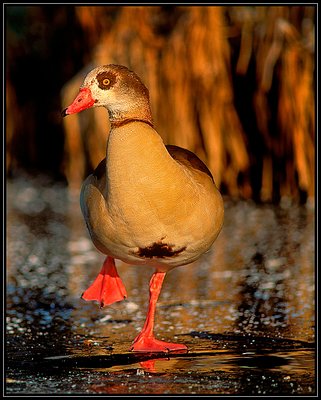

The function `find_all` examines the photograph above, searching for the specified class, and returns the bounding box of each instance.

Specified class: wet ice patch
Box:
[125,302,139,312]
[68,238,94,253]
[266,257,287,270]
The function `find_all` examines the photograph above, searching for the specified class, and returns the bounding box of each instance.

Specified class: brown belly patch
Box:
[134,240,186,259]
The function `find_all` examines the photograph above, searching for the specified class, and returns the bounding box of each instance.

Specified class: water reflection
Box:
[237,251,289,335]
[6,175,315,395]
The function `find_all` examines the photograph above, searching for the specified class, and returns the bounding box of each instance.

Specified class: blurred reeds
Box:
[7,5,315,203]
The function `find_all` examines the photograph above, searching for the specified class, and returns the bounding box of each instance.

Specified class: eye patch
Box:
[97,71,116,90]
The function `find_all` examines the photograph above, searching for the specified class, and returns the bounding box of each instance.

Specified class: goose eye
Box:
[97,71,115,90]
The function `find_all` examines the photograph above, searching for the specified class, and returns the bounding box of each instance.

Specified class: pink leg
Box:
[130,271,188,353]
[82,256,127,307]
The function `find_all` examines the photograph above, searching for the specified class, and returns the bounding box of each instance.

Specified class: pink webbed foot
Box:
[130,334,188,353]
[82,256,127,307]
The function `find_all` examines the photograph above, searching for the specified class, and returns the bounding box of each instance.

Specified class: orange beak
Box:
[62,87,95,117]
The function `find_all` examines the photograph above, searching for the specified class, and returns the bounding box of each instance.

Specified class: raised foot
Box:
[81,256,127,307]
[130,336,188,353]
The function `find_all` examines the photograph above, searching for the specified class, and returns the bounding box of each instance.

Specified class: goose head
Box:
[62,64,152,124]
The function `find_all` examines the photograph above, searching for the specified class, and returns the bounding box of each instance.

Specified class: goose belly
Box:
[81,179,223,269]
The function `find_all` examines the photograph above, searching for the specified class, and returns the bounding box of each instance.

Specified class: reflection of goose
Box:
[62,64,224,352]
[139,359,157,373]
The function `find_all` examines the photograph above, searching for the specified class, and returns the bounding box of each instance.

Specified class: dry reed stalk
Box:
[231,5,314,201]
[278,35,314,198]
[159,17,200,150]
[170,6,247,192]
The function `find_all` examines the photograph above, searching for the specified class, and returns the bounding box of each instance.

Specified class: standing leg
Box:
[130,271,188,352]
[82,256,127,307]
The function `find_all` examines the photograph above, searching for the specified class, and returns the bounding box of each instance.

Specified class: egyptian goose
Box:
[62,64,224,352]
